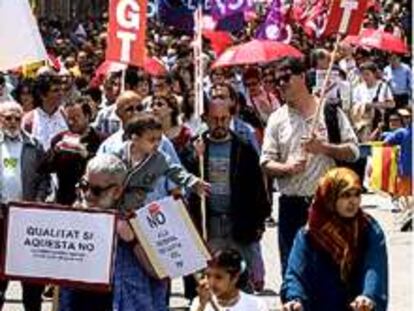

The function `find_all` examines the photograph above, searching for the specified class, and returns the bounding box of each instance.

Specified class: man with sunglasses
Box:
[260,57,359,277]
[0,101,51,311]
[59,154,126,311]
[97,91,146,155]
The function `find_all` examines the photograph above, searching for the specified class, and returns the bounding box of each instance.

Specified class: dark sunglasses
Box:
[78,179,117,197]
[274,72,292,87]
[3,115,22,122]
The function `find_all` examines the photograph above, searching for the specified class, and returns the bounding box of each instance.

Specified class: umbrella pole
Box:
[310,33,342,133]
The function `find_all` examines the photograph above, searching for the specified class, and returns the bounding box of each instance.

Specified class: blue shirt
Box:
[207,139,232,213]
[384,63,412,95]
[384,126,412,177]
[231,117,260,155]
[112,241,168,311]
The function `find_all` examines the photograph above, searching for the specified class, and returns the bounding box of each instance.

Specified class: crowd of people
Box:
[0,0,412,310]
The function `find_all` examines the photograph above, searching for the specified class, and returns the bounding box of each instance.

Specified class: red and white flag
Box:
[106,0,147,67]
[291,0,329,38]
[323,0,369,36]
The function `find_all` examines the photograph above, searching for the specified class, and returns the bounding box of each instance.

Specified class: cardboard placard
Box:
[129,197,211,279]
[1,202,117,290]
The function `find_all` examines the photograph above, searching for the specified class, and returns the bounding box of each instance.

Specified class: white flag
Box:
[0,0,47,71]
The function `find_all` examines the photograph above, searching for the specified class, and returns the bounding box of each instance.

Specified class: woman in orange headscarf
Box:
[281,168,388,311]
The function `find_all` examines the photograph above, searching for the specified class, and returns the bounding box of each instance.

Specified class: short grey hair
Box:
[85,154,127,185]
[0,101,23,115]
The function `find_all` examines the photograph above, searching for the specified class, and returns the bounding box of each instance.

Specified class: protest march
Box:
[0,0,412,310]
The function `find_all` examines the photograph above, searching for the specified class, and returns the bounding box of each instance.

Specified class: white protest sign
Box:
[130,197,211,279]
[4,203,116,288]
[0,0,48,71]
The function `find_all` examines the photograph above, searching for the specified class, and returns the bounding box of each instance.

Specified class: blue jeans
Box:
[278,195,312,278]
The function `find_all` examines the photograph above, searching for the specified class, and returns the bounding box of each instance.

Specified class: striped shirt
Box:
[260,104,358,196]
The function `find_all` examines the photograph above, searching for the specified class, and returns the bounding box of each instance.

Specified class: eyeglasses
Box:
[274,72,292,87]
[152,100,167,108]
[78,178,118,197]
[3,115,22,122]
[124,104,144,113]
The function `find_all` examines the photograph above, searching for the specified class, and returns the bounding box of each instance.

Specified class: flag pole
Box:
[121,68,127,93]
[193,5,220,311]
[194,2,207,241]
[310,33,342,133]
[51,286,60,311]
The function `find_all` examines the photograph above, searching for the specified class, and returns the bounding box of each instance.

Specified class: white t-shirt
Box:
[190,292,268,311]
[31,107,68,151]
[1,137,23,202]
[352,80,393,106]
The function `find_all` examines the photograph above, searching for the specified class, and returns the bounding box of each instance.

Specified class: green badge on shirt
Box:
[4,158,18,169]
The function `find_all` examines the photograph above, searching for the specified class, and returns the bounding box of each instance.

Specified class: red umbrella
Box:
[94,60,127,77]
[94,58,167,78]
[343,28,408,54]
[143,57,167,76]
[212,39,303,68]
[202,30,234,56]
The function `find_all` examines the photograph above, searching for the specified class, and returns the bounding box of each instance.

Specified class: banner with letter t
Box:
[106,0,147,67]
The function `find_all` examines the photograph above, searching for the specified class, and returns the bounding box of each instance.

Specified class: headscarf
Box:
[307,167,370,284]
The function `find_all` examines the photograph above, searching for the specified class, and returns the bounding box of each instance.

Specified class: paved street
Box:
[2,194,413,310]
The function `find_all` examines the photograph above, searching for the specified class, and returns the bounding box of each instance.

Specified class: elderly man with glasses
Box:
[0,101,51,311]
[59,154,170,311]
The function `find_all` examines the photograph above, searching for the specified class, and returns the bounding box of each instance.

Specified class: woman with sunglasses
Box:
[281,168,388,311]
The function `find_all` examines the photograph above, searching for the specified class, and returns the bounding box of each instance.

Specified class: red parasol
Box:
[94,58,167,78]
[202,30,234,56]
[212,39,303,68]
[343,28,408,54]
[143,57,167,77]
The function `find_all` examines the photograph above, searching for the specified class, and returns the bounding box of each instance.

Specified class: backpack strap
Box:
[324,103,341,144]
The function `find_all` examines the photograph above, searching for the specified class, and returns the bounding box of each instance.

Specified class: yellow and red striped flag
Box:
[367,142,399,194]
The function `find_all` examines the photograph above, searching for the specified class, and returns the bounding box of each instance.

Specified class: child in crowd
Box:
[115,113,209,210]
[191,249,268,311]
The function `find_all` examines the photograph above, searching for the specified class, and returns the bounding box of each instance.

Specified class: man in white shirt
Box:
[351,62,395,142]
[22,73,68,150]
[261,57,359,276]
[0,101,51,311]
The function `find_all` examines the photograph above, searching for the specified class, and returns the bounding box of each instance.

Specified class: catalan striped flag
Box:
[367,142,399,194]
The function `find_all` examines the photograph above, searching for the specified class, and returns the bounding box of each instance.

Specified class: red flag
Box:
[290,0,329,38]
[323,0,369,36]
[106,0,147,67]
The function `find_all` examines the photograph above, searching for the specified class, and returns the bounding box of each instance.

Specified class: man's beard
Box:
[3,128,20,138]
[211,127,229,140]
[97,195,117,210]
